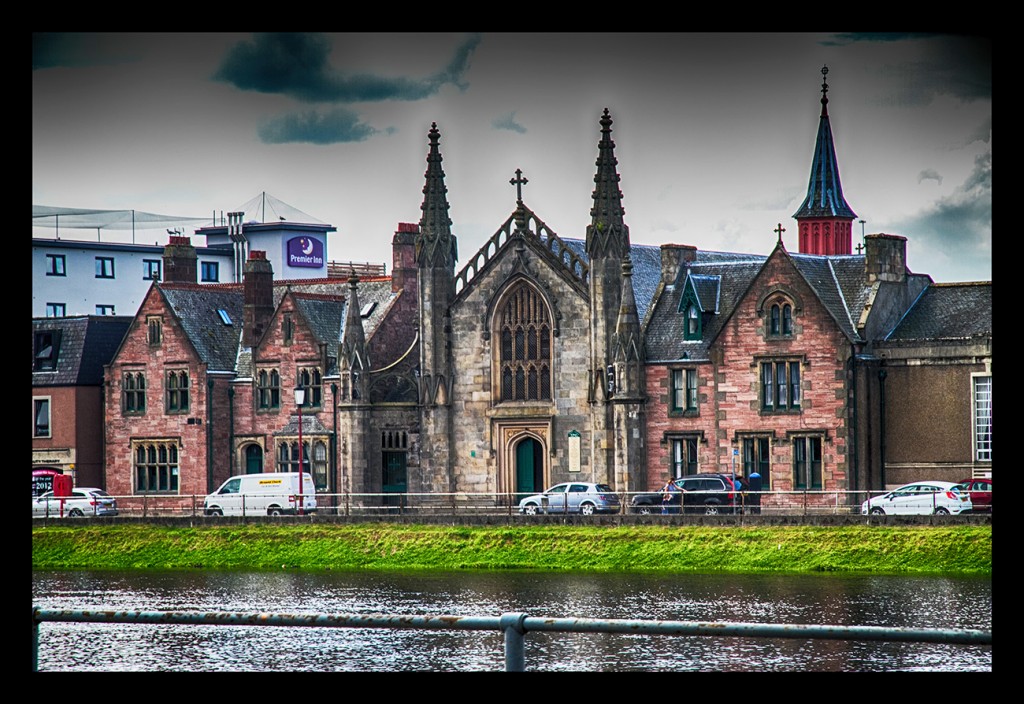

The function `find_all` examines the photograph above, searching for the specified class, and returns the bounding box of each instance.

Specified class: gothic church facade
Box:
[102,69,991,509]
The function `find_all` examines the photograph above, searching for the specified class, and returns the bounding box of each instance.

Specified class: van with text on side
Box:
[203,472,317,517]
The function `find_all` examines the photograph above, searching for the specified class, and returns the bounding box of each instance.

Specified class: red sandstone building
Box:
[97,67,991,510]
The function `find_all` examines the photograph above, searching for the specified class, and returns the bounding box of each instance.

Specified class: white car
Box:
[32,488,119,518]
[861,481,972,516]
[518,482,621,515]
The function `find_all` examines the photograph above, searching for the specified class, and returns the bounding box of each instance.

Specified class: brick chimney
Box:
[660,244,697,285]
[391,222,419,294]
[243,250,275,347]
[864,233,907,283]
[162,235,197,283]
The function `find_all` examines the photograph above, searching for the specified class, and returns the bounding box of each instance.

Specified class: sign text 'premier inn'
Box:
[287,237,325,268]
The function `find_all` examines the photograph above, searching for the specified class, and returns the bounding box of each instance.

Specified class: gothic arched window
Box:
[496,283,552,402]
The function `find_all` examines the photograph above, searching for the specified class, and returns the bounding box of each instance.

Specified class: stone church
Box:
[102,68,991,509]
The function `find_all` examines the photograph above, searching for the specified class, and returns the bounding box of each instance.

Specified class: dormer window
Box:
[687,305,700,338]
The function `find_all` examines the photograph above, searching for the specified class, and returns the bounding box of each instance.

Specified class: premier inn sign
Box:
[287,237,325,268]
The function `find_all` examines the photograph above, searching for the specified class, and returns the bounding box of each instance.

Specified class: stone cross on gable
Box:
[510,169,529,203]
[856,243,864,254]
[774,223,786,243]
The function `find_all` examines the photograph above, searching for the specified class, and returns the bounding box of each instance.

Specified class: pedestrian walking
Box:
[747,469,762,514]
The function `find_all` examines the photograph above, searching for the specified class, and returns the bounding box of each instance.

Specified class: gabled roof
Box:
[885,282,992,341]
[160,285,245,373]
[643,244,917,362]
[32,315,133,387]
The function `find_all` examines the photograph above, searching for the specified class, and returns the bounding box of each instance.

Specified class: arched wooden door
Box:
[244,444,263,474]
[515,437,545,498]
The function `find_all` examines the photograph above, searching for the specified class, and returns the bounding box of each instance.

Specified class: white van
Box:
[204,472,317,516]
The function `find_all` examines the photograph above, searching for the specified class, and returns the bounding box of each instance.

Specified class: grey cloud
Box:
[917,169,942,185]
[492,112,527,134]
[896,147,991,252]
[33,32,141,70]
[258,108,385,144]
[215,32,482,103]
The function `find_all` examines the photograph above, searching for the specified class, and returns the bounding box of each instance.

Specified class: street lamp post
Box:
[294,386,305,516]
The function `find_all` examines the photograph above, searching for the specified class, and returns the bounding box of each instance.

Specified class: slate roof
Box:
[645,251,766,363]
[32,315,132,387]
[160,286,246,373]
[885,282,992,341]
[541,236,662,318]
[161,278,398,379]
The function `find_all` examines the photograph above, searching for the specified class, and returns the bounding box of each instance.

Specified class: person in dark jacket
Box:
[747,469,763,514]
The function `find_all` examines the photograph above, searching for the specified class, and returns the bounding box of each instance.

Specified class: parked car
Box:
[518,482,621,515]
[861,481,972,516]
[631,473,737,515]
[32,488,118,518]
[956,478,992,513]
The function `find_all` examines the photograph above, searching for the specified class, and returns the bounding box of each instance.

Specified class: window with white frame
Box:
[973,375,992,462]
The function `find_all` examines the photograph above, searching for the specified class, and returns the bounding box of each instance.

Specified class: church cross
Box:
[856,243,864,254]
[774,223,786,243]
[510,169,529,203]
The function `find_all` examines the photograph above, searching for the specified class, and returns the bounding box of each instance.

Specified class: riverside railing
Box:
[31,488,991,519]
[31,607,992,672]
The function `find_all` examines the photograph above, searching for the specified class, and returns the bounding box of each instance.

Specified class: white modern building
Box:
[31,194,376,319]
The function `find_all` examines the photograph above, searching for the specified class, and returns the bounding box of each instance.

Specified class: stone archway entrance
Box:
[515,436,545,498]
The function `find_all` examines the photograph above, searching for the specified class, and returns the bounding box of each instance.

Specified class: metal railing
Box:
[30,488,991,519]
[31,607,991,672]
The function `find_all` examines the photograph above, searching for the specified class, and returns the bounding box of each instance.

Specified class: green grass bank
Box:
[32,523,991,575]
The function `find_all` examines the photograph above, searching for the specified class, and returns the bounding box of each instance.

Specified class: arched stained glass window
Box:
[497,283,552,402]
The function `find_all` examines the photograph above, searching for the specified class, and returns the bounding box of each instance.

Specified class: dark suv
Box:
[630,473,737,515]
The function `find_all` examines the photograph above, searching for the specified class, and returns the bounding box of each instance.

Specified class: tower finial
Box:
[820,65,829,117]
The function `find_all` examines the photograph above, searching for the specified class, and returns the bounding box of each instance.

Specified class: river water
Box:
[32,570,991,672]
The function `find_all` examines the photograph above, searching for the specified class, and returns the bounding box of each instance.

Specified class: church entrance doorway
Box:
[515,437,545,499]
[382,451,408,507]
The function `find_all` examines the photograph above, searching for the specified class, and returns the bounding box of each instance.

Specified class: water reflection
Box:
[33,570,991,672]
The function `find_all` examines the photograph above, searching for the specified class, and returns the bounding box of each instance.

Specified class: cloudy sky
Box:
[32,32,991,283]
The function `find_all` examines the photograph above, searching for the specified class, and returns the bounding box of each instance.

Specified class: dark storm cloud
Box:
[32,32,141,70]
[824,33,991,105]
[900,148,991,250]
[258,108,389,144]
[822,32,942,45]
[492,112,527,134]
[214,32,482,103]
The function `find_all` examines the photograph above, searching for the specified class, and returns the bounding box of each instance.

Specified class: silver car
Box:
[32,488,119,518]
[518,482,621,516]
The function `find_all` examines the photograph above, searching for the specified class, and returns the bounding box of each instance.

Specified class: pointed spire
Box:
[340,274,367,372]
[614,256,641,363]
[586,108,630,259]
[417,122,457,268]
[793,66,857,255]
